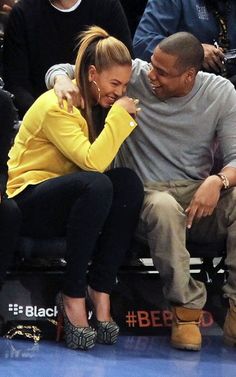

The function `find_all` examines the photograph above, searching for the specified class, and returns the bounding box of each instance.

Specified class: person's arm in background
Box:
[3,3,35,118]
[133,0,182,60]
[0,89,16,201]
[100,0,134,57]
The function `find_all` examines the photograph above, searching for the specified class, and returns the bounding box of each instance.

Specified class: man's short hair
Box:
[158,32,204,73]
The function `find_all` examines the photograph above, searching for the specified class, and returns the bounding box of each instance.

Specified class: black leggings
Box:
[15,168,143,297]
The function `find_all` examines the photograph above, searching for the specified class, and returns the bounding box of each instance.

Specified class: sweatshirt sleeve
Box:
[45,64,76,89]
[42,104,137,172]
[133,0,182,60]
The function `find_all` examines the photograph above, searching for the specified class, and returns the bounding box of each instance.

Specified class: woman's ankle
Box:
[63,294,89,327]
[87,286,112,322]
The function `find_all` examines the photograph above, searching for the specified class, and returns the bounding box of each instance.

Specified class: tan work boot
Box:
[171,306,202,351]
[223,299,236,347]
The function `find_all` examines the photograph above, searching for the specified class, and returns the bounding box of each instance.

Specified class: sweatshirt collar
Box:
[49,0,82,12]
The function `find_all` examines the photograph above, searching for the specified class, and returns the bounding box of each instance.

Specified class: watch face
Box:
[224,50,236,64]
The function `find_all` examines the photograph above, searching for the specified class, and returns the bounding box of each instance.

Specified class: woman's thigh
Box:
[15,171,110,237]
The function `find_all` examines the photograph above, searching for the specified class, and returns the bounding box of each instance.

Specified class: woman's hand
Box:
[54,75,83,113]
[114,96,140,117]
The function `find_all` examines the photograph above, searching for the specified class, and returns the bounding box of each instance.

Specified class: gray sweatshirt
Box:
[45,59,236,183]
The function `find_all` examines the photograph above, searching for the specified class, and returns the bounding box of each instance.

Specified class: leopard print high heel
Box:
[56,292,97,350]
[86,290,119,345]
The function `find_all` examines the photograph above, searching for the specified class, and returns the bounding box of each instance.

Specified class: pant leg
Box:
[214,188,236,304]
[15,171,114,297]
[0,198,21,286]
[88,167,144,293]
[180,186,236,305]
[137,183,207,309]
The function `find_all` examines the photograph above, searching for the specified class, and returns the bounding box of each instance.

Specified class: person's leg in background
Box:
[0,199,21,288]
[0,89,21,289]
[215,187,236,347]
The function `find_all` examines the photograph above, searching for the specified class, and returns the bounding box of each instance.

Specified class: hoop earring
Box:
[92,80,101,104]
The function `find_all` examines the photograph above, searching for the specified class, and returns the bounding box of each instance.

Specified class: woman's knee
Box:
[105,167,144,203]
[79,172,114,206]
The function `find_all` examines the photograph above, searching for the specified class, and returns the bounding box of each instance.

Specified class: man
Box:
[3,0,132,118]
[133,0,236,84]
[45,32,236,351]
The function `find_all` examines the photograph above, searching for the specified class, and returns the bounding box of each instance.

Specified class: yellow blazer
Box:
[7,88,137,197]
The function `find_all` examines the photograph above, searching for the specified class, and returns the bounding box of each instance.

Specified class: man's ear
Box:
[88,65,97,82]
[184,67,196,84]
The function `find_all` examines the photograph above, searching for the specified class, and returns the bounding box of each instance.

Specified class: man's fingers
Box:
[2,4,12,13]
[58,97,64,110]
[65,93,74,113]
[185,206,197,229]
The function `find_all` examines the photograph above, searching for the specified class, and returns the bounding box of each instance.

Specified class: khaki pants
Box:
[137,180,236,309]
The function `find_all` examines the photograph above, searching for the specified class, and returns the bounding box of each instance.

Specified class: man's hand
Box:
[202,43,225,73]
[185,175,222,229]
[54,75,82,113]
[1,0,15,12]
[2,4,12,12]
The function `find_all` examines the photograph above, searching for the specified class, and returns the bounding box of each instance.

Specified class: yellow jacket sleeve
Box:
[42,104,137,172]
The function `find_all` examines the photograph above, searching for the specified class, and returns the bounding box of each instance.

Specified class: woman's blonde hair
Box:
[75,26,132,141]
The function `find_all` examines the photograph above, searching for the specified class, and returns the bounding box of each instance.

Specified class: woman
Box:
[7,26,143,350]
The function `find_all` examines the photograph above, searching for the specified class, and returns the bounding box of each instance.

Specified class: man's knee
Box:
[144,191,181,215]
[141,191,184,228]
[218,187,236,221]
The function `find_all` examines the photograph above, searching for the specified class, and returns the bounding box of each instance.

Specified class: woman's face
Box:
[89,64,132,108]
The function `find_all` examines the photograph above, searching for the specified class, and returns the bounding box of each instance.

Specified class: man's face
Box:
[147,47,190,100]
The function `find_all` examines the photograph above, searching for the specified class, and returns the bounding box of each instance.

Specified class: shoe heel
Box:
[56,313,64,342]
[86,289,119,345]
[224,335,236,347]
[96,320,120,345]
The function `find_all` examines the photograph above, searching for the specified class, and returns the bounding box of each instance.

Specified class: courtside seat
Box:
[14,234,226,285]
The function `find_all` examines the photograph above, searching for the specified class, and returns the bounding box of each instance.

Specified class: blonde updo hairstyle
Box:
[75,26,132,142]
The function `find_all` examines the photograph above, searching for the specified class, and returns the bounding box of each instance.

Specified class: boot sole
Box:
[223,335,236,347]
[171,341,201,351]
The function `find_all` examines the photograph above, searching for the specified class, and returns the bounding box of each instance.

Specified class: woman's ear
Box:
[88,65,97,82]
